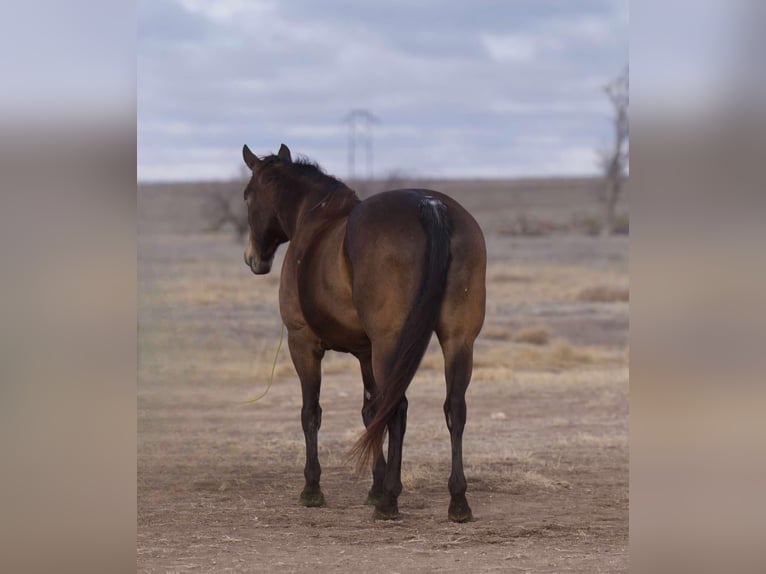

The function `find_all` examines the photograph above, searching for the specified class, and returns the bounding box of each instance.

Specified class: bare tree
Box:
[202,189,249,241]
[597,67,629,235]
[201,177,249,241]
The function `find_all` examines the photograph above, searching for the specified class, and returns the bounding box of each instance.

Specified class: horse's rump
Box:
[345,190,453,470]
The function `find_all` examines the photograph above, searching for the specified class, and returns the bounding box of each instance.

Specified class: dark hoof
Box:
[364,491,384,506]
[448,497,474,523]
[299,488,326,508]
[373,497,400,520]
[372,507,400,520]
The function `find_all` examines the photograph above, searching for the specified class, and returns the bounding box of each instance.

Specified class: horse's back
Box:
[345,190,427,337]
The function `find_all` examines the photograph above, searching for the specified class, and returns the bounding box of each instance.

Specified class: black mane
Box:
[262,154,346,189]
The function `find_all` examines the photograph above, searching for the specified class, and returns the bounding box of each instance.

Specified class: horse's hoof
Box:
[372,498,400,520]
[364,491,383,506]
[372,507,400,520]
[299,488,326,508]
[448,498,474,523]
[448,510,474,523]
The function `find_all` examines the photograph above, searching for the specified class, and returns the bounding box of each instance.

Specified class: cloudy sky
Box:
[138,0,628,181]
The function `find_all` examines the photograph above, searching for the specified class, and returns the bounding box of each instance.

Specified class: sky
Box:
[137,0,628,182]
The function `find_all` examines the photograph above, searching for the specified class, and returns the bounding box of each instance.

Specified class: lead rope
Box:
[242,322,285,404]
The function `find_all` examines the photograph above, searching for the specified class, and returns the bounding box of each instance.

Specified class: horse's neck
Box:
[287,184,359,239]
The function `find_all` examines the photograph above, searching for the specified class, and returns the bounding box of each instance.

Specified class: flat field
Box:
[138,177,628,573]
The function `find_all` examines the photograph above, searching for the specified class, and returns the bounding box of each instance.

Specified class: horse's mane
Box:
[262,154,346,189]
[260,153,359,210]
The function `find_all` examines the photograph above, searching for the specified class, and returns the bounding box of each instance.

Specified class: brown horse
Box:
[242,143,486,522]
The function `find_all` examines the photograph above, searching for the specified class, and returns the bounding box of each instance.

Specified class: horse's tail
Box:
[350,196,452,472]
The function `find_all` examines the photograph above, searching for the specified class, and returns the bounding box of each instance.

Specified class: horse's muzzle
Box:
[245,252,274,275]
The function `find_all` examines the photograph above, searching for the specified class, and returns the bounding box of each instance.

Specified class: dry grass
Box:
[487,269,532,284]
[486,264,627,306]
[150,273,280,308]
[512,325,550,345]
[467,449,537,467]
[472,338,620,379]
[466,464,571,493]
[138,181,629,572]
[545,339,596,367]
[576,285,629,303]
[401,461,570,493]
[505,367,629,394]
[140,246,628,400]
[240,334,620,387]
[516,470,570,491]
[505,340,594,371]
[481,324,513,341]
[401,464,440,490]
[556,432,628,449]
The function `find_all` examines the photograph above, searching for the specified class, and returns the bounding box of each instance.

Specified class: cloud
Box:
[176,0,277,21]
[548,146,601,175]
[138,0,629,181]
[489,99,609,116]
[482,11,624,64]
[482,33,545,63]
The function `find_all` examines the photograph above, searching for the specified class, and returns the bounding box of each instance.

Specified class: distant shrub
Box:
[482,324,513,340]
[574,215,603,236]
[488,270,532,284]
[613,213,629,235]
[509,338,597,371]
[577,285,629,303]
[500,213,565,237]
[547,340,595,368]
[512,325,550,345]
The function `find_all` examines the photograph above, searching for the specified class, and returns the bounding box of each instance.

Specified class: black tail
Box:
[351,197,452,471]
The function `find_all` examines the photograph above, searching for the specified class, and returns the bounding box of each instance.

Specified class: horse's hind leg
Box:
[358,354,387,506]
[368,343,408,520]
[438,334,477,522]
[374,395,407,520]
[288,328,326,507]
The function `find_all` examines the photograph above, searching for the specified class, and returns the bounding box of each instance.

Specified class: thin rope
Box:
[242,322,285,405]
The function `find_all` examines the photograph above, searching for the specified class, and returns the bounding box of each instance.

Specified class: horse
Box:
[242,143,486,522]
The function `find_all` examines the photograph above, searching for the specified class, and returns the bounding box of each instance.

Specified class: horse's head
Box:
[241,143,291,274]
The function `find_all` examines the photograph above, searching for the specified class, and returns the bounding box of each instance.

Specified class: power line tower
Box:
[342,109,378,180]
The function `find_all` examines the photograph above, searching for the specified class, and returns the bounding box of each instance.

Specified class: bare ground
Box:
[138,178,628,573]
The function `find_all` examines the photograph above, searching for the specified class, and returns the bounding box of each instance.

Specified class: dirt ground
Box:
[138,177,628,573]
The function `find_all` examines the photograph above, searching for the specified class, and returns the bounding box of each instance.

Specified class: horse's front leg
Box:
[288,329,326,507]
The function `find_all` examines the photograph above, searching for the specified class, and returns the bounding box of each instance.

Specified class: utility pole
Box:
[342,109,378,180]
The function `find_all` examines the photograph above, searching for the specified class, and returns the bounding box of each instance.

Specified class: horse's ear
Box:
[277,143,292,163]
[243,144,261,169]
